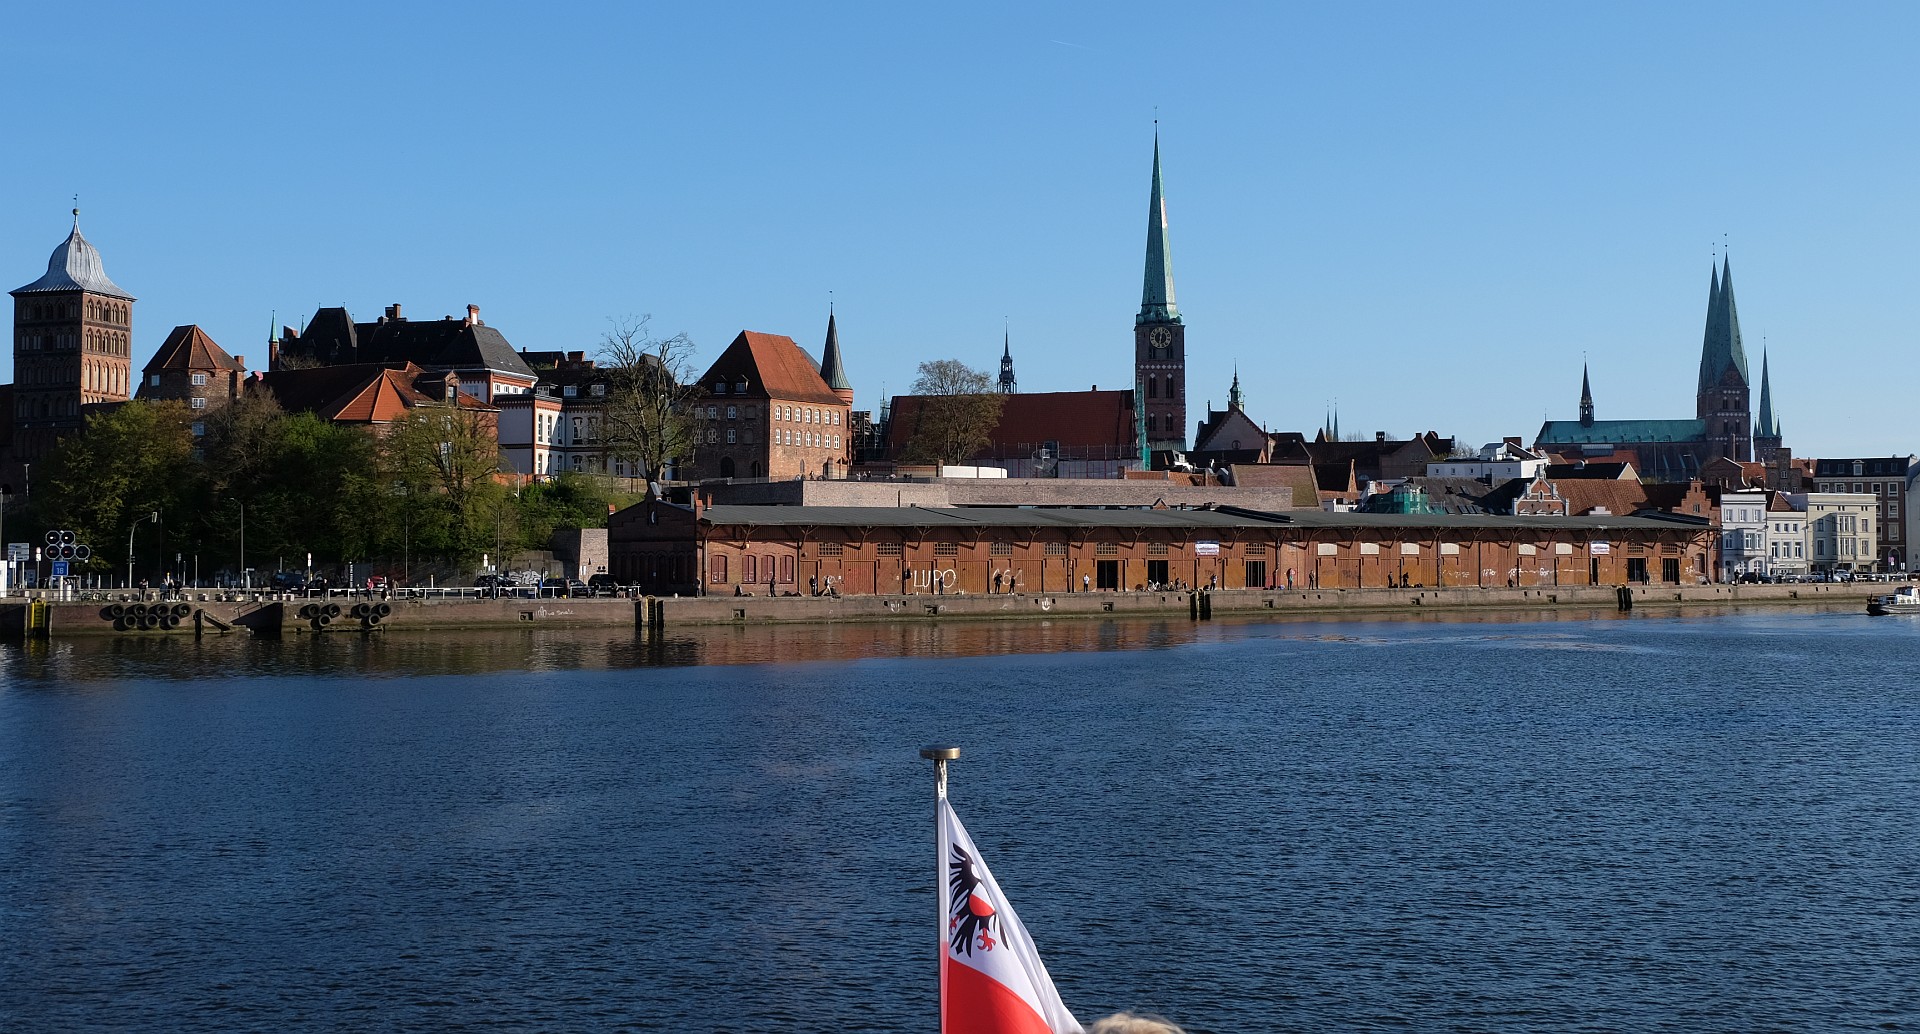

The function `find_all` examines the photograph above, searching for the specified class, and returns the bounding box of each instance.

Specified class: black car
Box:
[587,574,622,596]
[540,577,590,599]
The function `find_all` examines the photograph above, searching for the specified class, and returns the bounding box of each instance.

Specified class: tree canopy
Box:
[900,360,1005,467]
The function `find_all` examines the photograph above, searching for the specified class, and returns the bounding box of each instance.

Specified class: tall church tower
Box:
[1134,132,1186,454]
[10,210,136,463]
[1695,256,1751,462]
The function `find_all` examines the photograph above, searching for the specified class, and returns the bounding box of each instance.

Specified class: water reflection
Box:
[0,601,1857,683]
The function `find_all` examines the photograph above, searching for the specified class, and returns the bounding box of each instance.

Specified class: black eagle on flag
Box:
[948,841,999,956]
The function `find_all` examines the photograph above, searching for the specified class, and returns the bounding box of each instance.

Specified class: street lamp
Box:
[127,510,158,589]
[0,482,11,598]
[237,500,246,588]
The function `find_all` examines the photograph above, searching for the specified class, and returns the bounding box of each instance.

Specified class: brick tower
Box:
[1134,132,1187,454]
[10,209,136,463]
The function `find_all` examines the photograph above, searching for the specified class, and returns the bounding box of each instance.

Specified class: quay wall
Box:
[0,582,1867,638]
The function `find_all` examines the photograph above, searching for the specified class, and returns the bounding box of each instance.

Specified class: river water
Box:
[2,607,1917,1032]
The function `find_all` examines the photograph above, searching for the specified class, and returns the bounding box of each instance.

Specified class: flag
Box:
[939,797,1083,1034]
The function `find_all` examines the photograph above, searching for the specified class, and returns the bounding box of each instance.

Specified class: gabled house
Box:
[275,303,537,404]
[139,325,246,413]
[691,327,852,482]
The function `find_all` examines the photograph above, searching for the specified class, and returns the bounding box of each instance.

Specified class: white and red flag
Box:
[938,797,1083,1034]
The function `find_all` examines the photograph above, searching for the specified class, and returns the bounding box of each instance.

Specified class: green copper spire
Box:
[1137,131,1180,326]
[1697,256,1750,392]
[1755,348,1780,438]
[1227,365,1244,410]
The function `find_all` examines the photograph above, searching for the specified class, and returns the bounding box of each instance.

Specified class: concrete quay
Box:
[0,581,1867,639]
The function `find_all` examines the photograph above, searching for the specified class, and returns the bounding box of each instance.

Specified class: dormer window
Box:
[590,383,604,396]
[564,385,578,397]
[715,381,728,394]
[735,377,748,393]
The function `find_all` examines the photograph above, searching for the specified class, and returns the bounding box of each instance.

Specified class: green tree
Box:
[380,406,504,562]
[597,315,697,482]
[33,400,195,584]
[900,359,1005,467]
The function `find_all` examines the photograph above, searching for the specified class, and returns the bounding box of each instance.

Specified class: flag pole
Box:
[921,744,960,1031]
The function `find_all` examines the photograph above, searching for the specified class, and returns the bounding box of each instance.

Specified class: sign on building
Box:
[1590,541,1611,555]
[1194,541,1220,556]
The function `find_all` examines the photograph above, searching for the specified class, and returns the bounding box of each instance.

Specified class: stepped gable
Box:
[143,325,243,375]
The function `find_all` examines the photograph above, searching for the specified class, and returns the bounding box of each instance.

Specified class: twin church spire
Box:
[1697,256,1749,394]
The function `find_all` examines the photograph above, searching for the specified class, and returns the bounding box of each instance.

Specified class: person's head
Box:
[1087,1013,1186,1034]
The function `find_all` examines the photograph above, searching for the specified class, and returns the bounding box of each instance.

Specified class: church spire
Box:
[1698,255,1750,392]
[1137,130,1179,326]
[1579,363,1594,426]
[1755,347,1780,438]
[818,306,853,404]
[997,325,1018,393]
[1227,365,1243,411]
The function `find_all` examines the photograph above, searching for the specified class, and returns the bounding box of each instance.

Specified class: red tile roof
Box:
[699,331,844,406]
[143,325,244,375]
[259,362,494,425]
[885,389,1137,458]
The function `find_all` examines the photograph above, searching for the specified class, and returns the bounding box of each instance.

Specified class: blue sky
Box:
[4,2,1915,457]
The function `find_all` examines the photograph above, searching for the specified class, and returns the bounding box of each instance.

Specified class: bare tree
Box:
[900,359,1005,467]
[598,315,698,483]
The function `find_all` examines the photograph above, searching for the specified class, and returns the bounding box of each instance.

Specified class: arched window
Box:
[720,457,736,478]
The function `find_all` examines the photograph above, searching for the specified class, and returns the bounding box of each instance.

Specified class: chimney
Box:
[1504,436,1522,449]
[1375,431,1387,442]
[386,303,403,321]
[568,351,584,364]
[466,304,481,326]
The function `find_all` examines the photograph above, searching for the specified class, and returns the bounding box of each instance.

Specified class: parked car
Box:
[271,571,308,591]
[587,574,622,596]
[540,577,590,598]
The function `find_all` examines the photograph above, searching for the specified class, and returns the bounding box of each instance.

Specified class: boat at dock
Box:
[1866,586,1920,615]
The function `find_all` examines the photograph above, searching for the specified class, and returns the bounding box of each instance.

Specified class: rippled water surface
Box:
[3,608,1919,1032]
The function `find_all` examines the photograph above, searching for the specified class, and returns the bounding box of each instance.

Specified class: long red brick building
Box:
[609,500,1717,596]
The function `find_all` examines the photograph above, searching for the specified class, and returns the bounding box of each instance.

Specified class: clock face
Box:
[1149,327,1172,350]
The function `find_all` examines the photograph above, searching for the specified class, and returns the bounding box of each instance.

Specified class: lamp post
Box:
[127,510,158,589]
[0,482,11,598]
[237,500,246,589]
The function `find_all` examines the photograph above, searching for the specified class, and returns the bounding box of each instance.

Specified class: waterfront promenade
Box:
[0,580,1867,638]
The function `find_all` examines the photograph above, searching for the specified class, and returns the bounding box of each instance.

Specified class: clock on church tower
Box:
[1134,132,1186,453]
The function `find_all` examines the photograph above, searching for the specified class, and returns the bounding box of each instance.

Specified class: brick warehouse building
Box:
[609,500,1716,596]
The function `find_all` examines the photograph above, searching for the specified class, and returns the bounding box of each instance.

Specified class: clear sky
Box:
[3,2,1915,458]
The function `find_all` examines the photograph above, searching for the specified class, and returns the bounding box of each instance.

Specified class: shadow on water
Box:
[0,602,1861,682]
